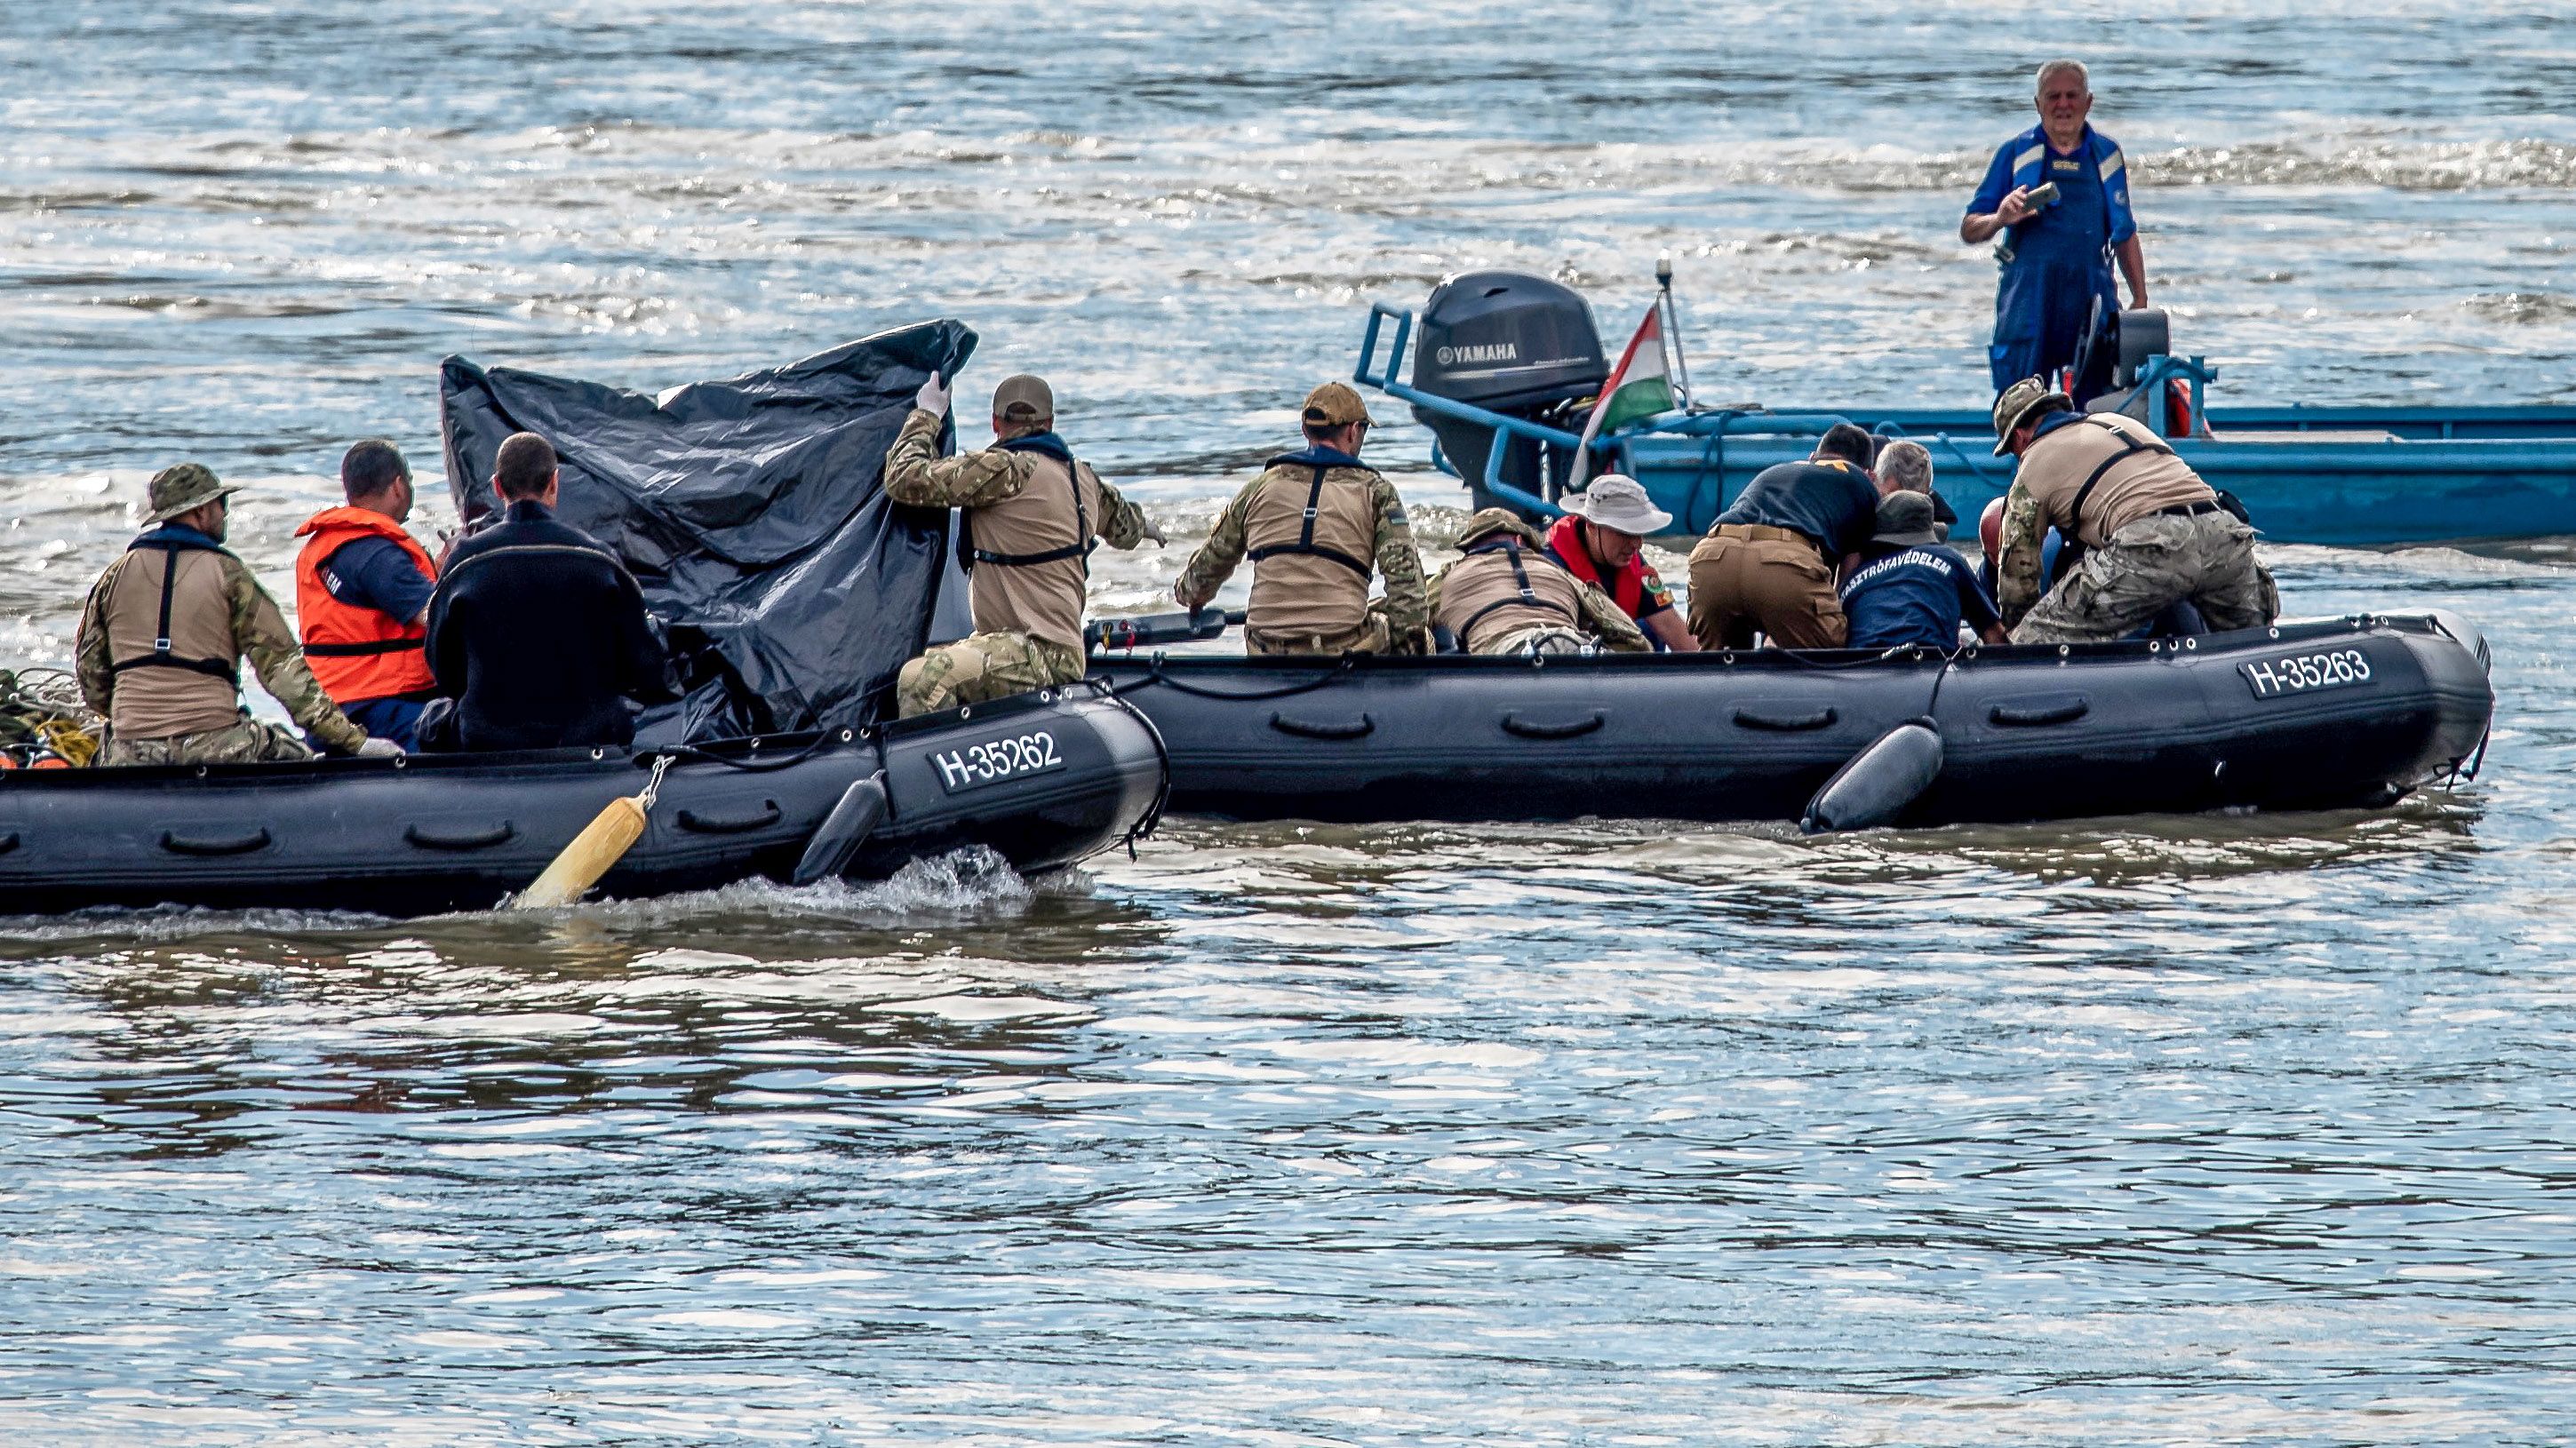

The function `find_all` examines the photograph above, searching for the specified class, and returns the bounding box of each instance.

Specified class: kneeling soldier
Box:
[1990,376,2278,642]
[887,371,1164,718]
[1173,381,1428,656]
[1431,508,1649,656]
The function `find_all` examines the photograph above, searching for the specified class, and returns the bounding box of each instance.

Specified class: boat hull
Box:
[1094,617,2492,827]
[0,682,1164,917]
[1606,406,2576,546]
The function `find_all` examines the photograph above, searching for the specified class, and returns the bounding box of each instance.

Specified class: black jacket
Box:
[426,499,674,751]
[1717,459,1881,557]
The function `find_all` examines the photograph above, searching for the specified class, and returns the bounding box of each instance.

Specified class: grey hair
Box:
[1877,438,1934,495]
[2035,59,2090,96]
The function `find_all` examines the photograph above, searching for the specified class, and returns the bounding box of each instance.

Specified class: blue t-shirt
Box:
[1840,543,2001,649]
[1718,459,1880,556]
[321,535,435,624]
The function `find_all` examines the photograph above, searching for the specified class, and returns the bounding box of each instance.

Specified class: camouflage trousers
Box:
[2012,511,2281,645]
[895,630,1087,719]
[1478,625,1591,656]
[104,715,315,767]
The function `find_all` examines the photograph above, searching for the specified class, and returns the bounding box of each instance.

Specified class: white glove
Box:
[914,373,951,417]
[355,736,404,759]
[1141,518,1170,546]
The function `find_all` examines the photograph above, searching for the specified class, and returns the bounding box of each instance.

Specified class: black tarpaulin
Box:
[438,322,976,741]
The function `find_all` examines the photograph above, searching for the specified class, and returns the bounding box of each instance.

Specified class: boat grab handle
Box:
[0,832,17,856]
[1733,705,1838,732]
[161,827,271,856]
[1502,711,1607,740]
[1989,696,2090,727]
[1269,711,1375,741]
[404,822,516,851]
[677,801,784,834]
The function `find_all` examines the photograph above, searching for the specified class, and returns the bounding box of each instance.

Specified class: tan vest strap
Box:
[1456,539,1574,639]
[2063,417,2177,538]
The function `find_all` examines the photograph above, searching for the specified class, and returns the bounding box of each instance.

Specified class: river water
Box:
[4,3,2573,1443]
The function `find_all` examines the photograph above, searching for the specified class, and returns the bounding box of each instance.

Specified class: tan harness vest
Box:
[1243,459,1378,639]
[960,446,1100,654]
[2019,412,2214,547]
[1437,537,1580,651]
[99,541,244,741]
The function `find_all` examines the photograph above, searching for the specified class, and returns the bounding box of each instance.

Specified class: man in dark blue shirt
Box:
[1840,491,2006,650]
[1686,422,1882,648]
[422,432,674,752]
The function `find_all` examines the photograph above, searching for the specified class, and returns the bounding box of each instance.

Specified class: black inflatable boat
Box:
[1089,615,2493,827]
[0,681,1163,917]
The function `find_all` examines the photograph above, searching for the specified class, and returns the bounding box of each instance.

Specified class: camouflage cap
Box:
[1302,380,1374,428]
[1870,489,1945,546]
[143,463,238,524]
[1991,376,2074,456]
[1455,505,1543,550]
[993,374,1054,425]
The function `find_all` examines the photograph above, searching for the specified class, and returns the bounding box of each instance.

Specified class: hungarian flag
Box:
[1575,303,1675,476]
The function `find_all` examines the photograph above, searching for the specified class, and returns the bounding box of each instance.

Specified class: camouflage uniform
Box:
[1995,481,2281,644]
[102,716,319,767]
[896,632,1089,719]
[1425,510,1650,655]
[883,407,1154,717]
[1174,465,1429,655]
[77,529,365,766]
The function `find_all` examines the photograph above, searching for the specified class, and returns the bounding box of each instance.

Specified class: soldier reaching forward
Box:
[886,371,1165,718]
[1173,382,1428,656]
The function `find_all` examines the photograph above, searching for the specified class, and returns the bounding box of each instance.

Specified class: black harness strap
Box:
[108,545,241,685]
[1248,465,1373,579]
[966,448,1096,573]
[2063,417,2181,545]
[304,637,426,657]
[1457,537,1575,640]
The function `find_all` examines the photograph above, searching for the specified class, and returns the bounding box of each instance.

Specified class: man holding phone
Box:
[1961,60,2148,403]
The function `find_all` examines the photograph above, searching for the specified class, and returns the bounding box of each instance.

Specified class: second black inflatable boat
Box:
[0,681,1164,917]
[1089,615,2493,827]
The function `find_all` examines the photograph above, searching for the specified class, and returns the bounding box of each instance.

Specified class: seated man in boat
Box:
[75,464,397,765]
[422,432,674,751]
[1990,378,2277,642]
[1961,60,2148,404]
[1173,381,1429,656]
[1541,474,1697,652]
[292,440,440,751]
[885,371,1166,718]
[1685,422,1882,649]
[1838,491,2006,650]
[1430,508,1650,656]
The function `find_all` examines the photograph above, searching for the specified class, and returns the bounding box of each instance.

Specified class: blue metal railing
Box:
[1356,303,1589,517]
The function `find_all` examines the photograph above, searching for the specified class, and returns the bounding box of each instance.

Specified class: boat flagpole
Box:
[1657,251,1695,411]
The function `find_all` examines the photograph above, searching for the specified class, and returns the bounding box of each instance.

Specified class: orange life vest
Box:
[292,505,438,703]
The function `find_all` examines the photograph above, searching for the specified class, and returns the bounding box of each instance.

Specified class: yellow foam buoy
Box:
[513,755,672,911]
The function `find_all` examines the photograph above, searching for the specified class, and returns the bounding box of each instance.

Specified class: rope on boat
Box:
[1114,654,1359,702]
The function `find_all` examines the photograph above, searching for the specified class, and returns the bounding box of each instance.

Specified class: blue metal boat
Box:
[1356,272,2576,547]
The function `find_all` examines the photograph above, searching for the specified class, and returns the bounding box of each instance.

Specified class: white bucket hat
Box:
[1567,473,1672,536]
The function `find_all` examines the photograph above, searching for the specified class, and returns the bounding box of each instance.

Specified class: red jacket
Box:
[1543,513,1672,621]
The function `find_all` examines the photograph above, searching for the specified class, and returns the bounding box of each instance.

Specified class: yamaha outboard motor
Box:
[1409,272,1607,513]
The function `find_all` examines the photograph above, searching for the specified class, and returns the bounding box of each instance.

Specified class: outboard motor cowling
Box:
[1409,272,1608,512]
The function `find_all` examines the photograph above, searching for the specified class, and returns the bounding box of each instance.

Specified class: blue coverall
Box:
[1967,124,2136,402]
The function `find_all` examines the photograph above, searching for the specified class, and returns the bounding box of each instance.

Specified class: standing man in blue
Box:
[1961,60,2148,403]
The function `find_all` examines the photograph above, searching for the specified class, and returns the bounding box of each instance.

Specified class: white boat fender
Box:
[1801,718,1944,835]
[792,771,890,886]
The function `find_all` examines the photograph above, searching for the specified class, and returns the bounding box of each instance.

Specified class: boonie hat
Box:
[1991,376,2073,456]
[993,374,1054,425]
[1301,380,1374,428]
[144,463,238,524]
[1870,489,1946,547]
[1567,473,1671,536]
